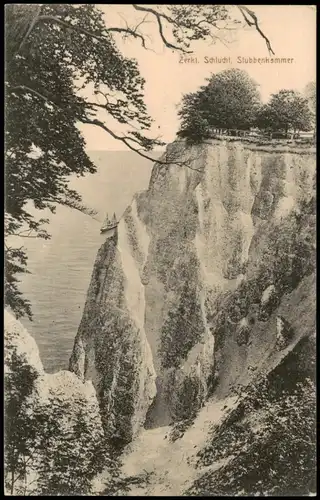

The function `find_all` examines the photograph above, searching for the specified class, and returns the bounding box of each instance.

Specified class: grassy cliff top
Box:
[202,135,316,154]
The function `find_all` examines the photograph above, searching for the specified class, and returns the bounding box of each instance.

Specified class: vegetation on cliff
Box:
[4,338,117,496]
[178,69,261,142]
[256,89,314,136]
[188,336,316,496]
[159,279,204,370]
[178,69,314,144]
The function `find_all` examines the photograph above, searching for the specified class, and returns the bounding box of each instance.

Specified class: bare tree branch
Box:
[133,5,177,26]
[105,26,148,49]
[82,118,203,172]
[107,13,156,51]
[237,5,275,55]
[132,4,192,53]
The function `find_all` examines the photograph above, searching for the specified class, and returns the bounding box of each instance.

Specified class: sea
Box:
[16,151,159,373]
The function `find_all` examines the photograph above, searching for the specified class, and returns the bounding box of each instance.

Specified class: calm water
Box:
[17,151,158,373]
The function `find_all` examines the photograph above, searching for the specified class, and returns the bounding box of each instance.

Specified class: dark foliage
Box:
[178,69,261,142]
[190,337,316,496]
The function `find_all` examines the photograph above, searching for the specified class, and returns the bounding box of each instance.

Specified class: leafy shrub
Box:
[159,281,204,370]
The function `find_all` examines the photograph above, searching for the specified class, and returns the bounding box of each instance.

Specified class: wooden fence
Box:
[209,128,315,141]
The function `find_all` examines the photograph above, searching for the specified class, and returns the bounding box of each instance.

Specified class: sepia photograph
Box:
[4,4,316,496]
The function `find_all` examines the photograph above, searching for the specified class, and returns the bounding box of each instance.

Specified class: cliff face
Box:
[117,274,316,497]
[69,229,157,446]
[69,138,316,442]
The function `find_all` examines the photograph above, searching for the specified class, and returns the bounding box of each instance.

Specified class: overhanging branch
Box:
[82,117,161,160]
[82,118,203,172]
[132,4,192,53]
[237,5,275,55]
[11,4,274,60]
[9,74,203,173]
[132,4,274,55]
[107,26,148,49]
[54,197,100,221]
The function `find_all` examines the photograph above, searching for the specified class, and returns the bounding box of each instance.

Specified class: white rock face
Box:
[261,285,276,304]
[70,138,316,435]
[4,310,100,406]
[69,228,157,444]
[4,309,44,375]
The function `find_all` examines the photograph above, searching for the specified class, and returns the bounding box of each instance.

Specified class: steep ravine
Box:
[69,138,316,448]
[95,271,315,496]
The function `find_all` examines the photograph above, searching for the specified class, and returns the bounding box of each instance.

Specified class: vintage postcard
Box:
[4,4,316,496]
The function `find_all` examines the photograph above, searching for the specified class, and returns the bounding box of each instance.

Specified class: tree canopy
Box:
[178,69,261,142]
[256,89,313,134]
[178,73,314,143]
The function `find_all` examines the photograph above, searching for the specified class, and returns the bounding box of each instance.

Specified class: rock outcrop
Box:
[4,310,104,495]
[69,138,316,444]
[5,309,102,417]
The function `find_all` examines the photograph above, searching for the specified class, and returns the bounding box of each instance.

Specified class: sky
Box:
[77,4,316,151]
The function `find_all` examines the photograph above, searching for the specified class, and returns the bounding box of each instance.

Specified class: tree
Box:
[256,89,312,135]
[5,3,161,320]
[304,81,316,137]
[177,91,211,144]
[4,348,39,495]
[304,81,316,115]
[34,397,112,496]
[191,365,316,496]
[178,69,261,140]
[255,103,277,133]
[5,4,273,320]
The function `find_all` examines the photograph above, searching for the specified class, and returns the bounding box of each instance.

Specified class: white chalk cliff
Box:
[5,310,101,414]
[4,135,316,496]
[69,137,316,456]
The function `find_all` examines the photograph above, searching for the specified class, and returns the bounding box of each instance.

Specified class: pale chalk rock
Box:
[5,309,102,433]
[70,138,316,435]
[4,310,104,495]
[4,309,44,375]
